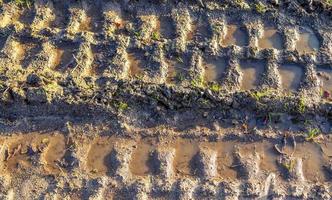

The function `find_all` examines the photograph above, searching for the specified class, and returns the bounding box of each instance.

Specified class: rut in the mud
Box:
[1,131,332,199]
[0,0,331,94]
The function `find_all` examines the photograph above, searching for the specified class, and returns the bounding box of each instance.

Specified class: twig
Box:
[55,162,71,183]
[229,164,243,168]
[282,134,287,152]
[319,143,332,158]
[2,86,9,95]
[274,144,285,155]
[71,54,81,73]
[290,135,296,157]
[173,65,190,72]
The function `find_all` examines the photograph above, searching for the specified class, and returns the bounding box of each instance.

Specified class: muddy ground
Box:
[0,0,332,199]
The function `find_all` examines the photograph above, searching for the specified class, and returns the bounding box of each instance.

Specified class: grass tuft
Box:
[250,89,273,101]
[209,83,222,92]
[14,0,34,8]
[115,101,129,112]
[254,2,267,14]
[282,159,295,172]
[175,72,185,82]
[234,0,250,9]
[305,128,320,142]
[151,31,160,41]
[175,56,184,64]
[297,97,306,114]
[190,77,205,88]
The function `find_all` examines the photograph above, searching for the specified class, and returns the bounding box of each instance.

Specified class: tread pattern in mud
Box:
[1,132,332,199]
[0,0,331,97]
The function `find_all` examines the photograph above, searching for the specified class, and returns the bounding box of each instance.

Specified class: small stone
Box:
[20,146,28,154]
[42,138,49,144]
[31,144,38,153]
[26,87,48,104]
[232,100,240,108]
[269,0,279,5]
[231,119,239,125]
[26,74,42,86]
[212,122,220,131]
[323,90,330,98]
[203,112,208,118]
